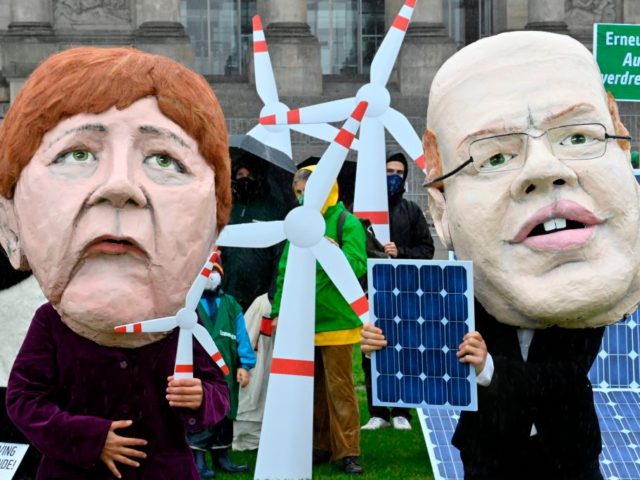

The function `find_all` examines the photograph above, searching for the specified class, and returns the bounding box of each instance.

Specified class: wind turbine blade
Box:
[381,107,426,171]
[185,250,223,311]
[370,0,417,86]
[216,221,285,248]
[304,102,367,212]
[291,123,361,151]
[114,316,177,334]
[255,246,316,480]
[353,118,391,243]
[252,15,279,106]
[311,237,370,324]
[260,97,356,125]
[192,324,230,376]
[246,125,293,160]
[174,328,194,380]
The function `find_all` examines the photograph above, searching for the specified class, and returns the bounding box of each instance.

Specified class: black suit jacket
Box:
[453,301,604,475]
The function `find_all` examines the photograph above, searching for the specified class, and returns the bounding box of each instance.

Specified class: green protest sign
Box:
[593,23,640,102]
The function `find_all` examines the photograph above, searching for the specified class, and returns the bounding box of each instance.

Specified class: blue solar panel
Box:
[419,309,640,480]
[369,259,477,411]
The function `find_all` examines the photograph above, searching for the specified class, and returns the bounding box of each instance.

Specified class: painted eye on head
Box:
[53,149,97,165]
[477,152,516,171]
[560,133,597,146]
[143,153,186,173]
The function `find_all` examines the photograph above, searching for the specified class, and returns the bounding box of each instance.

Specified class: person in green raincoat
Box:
[188,254,257,478]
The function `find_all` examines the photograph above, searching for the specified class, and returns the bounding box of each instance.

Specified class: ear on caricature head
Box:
[423,129,453,251]
[0,196,29,270]
[607,92,631,153]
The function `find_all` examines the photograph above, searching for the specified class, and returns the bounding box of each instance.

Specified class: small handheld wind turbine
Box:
[114,250,229,378]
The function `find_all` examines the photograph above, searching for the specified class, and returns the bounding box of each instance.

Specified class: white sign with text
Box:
[0,443,28,480]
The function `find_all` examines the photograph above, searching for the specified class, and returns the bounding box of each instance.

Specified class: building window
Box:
[181,0,383,77]
[443,0,493,49]
[180,0,255,76]
[308,0,384,75]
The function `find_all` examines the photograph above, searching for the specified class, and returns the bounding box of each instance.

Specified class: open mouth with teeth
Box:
[512,201,603,251]
[527,218,586,238]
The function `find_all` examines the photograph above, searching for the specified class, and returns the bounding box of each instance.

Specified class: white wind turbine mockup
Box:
[248,15,359,160]
[216,102,371,480]
[114,250,229,378]
[259,0,424,244]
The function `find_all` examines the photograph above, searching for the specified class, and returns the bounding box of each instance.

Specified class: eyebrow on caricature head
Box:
[46,123,107,152]
[138,125,191,151]
[538,103,596,128]
[455,103,599,150]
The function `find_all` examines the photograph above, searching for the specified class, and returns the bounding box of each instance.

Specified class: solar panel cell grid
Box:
[369,259,477,411]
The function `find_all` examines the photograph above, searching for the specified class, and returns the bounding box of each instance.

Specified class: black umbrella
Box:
[229,134,297,174]
[229,135,297,212]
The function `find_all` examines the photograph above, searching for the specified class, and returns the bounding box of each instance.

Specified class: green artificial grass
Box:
[212,345,434,479]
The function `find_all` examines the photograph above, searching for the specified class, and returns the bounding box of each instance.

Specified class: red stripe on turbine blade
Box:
[175,364,194,373]
[221,365,230,376]
[201,267,212,278]
[355,211,389,224]
[254,40,268,53]
[133,323,142,333]
[351,101,368,121]
[260,115,276,125]
[209,252,220,263]
[392,15,410,32]
[211,352,223,363]
[414,154,426,171]
[271,358,314,377]
[115,326,126,333]
[405,0,416,8]
[287,110,301,124]
[351,296,369,317]
[252,15,263,32]
[335,129,356,149]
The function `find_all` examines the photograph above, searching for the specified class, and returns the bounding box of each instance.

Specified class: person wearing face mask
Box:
[188,253,256,479]
[219,153,290,311]
[360,151,435,432]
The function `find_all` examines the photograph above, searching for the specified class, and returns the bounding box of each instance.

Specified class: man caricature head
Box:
[424,31,640,329]
[0,47,231,346]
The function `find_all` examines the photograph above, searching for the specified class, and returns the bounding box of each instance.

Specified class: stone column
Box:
[398,0,456,96]
[8,0,52,34]
[624,0,640,25]
[3,0,54,102]
[256,0,322,96]
[135,0,193,67]
[525,0,569,34]
[9,0,52,35]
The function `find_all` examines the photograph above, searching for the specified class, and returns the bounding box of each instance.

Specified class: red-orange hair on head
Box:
[0,47,231,232]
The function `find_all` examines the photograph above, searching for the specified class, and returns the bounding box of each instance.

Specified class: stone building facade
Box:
[0,1,639,258]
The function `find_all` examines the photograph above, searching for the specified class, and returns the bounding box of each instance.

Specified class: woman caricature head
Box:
[0,47,232,346]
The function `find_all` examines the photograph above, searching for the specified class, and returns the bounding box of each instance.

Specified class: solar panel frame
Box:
[369,258,478,411]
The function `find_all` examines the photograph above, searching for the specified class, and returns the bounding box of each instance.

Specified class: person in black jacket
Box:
[220,151,291,311]
[382,151,435,261]
[361,151,435,431]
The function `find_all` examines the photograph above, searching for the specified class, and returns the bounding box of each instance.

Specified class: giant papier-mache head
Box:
[0,47,231,347]
[423,31,640,329]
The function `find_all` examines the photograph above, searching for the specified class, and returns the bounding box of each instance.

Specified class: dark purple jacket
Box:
[7,303,229,479]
